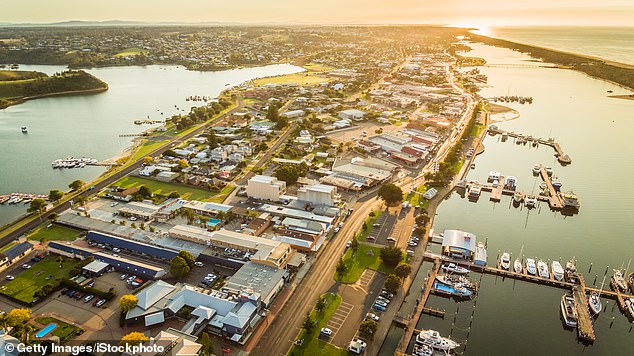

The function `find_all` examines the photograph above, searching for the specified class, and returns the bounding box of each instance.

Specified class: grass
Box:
[0,255,81,304]
[289,293,348,356]
[407,185,430,209]
[130,139,170,162]
[357,212,379,242]
[0,70,46,82]
[27,224,83,242]
[335,243,401,284]
[114,47,148,57]
[470,123,485,138]
[35,316,83,341]
[252,72,328,86]
[113,176,218,201]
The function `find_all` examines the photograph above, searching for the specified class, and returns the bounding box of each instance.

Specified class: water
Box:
[35,323,57,338]
[385,42,634,355]
[475,26,634,66]
[0,63,303,226]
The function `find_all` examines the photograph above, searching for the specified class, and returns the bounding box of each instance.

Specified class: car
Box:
[320,328,333,336]
[129,281,141,288]
[83,295,95,303]
[67,290,76,297]
[375,299,388,307]
[74,292,83,299]
[95,299,107,307]
[377,296,390,304]
[366,313,380,322]
[129,216,137,221]
[60,288,68,295]
[346,241,352,248]
[194,262,204,267]
[366,236,376,241]
[86,281,95,288]
[338,222,344,228]
[127,275,136,282]
[112,248,121,253]
[380,290,394,299]
[5,275,14,281]
[372,303,386,312]
[201,279,212,286]
[31,257,41,262]
[119,274,128,280]
[22,264,31,269]
[334,227,340,233]
[110,202,119,207]
[372,223,380,227]
[97,244,105,249]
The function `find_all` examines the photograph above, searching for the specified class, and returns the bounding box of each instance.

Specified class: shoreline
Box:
[0,85,108,110]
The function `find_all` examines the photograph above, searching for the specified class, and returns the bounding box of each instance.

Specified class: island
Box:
[0,69,108,109]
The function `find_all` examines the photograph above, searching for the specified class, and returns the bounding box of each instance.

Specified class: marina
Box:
[0,193,49,204]
[488,126,572,165]
[51,157,120,169]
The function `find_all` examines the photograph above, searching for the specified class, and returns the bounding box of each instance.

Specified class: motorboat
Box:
[512,192,523,207]
[565,258,578,282]
[441,263,469,275]
[415,329,460,351]
[504,176,517,190]
[552,178,563,192]
[487,171,501,182]
[588,292,602,316]
[562,192,580,212]
[468,186,481,200]
[545,167,553,176]
[537,260,550,279]
[565,259,577,273]
[500,252,511,270]
[413,344,433,356]
[551,261,565,281]
[514,258,523,273]
[432,280,474,299]
[526,259,537,275]
[524,195,537,209]
[532,164,541,175]
[611,269,628,292]
[21,126,28,133]
[625,298,634,320]
[560,294,578,328]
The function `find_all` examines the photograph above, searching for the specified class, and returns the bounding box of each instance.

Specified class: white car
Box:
[334,227,340,233]
[129,216,138,221]
[112,248,121,253]
[5,275,14,281]
[346,241,352,248]
[194,262,204,267]
[366,313,380,321]
[320,328,333,336]
[22,264,31,269]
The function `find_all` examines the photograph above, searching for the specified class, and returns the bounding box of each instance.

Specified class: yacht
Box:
[504,176,517,190]
[441,263,469,275]
[532,164,541,175]
[514,258,523,273]
[468,186,481,200]
[565,258,578,282]
[413,344,433,356]
[562,192,580,212]
[560,294,578,328]
[538,260,550,279]
[611,269,628,292]
[415,329,459,351]
[551,261,565,281]
[625,298,634,320]
[21,126,28,133]
[588,292,602,316]
[526,259,537,275]
[512,192,523,207]
[524,195,538,209]
[500,252,511,270]
[487,171,501,182]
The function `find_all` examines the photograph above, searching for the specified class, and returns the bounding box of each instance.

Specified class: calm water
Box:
[0,64,303,226]
[383,43,634,355]
[475,26,634,66]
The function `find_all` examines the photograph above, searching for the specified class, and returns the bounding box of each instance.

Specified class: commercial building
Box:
[182,200,233,217]
[441,229,477,260]
[82,260,110,277]
[246,175,286,201]
[297,183,338,207]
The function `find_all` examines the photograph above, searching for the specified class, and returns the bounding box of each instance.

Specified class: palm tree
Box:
[76,195,88,213]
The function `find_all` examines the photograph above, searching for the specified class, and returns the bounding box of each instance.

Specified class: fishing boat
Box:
[524,195,537,209]
[415,329,460,351]
[551,261,565,281]
[432,280,474,299]
[500,252,511,270]
[504,176,517,191]
[588,292,602,316]
[526,258,537,275]
[441,263,469,275]
[560,294,578,328]
[537,260,550,279]
[532,164,541,175]
[612,269,628,292]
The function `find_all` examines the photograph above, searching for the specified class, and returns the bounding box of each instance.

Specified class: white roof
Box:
[82,260,109,273]
[145,312,165,326]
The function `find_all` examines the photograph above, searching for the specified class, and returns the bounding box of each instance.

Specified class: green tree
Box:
[119,295,138,312]
[351,238,359,253]
[377,183,404,206]
[315,296,326,314]
[49,189,64,203]
[168,191,181,199]
[274,165,300,184]
[170,256,191,279]
[266,104,280,122]
[178,250,196,269]
[180,207,196,224]
[143,156,154,165]
[394,262,412,279]
[384,274,401,294]
[68,179,85,191]
[301,312,314,333]
[359,320,378,338]
[138,185,152,198]
[28,198,47,219]
[274,116,288,130]
[75,195,88,211]
[199,332,213,356]
[336,257,348,277]
[380,246,403,267]
[206,132,219,149]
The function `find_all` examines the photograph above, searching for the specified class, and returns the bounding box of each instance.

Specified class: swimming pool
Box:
[35,323,57,338]
[207,218,221,227]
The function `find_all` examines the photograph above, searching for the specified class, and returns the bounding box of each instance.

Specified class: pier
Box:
[488,127,572,165]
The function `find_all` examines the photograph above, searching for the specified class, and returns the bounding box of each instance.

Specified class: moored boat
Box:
[487,171,501,182]
[611,269,628,292]
[560,294,578,328]
[537,260,550,279]
[524,195,537,209]
[441,263,469,275]
[415,329,459,351]
[551,261,565,281]
[500,252,510,270]
[588,292,602,316]
[625,298,634,320]
[21,126,28,133]
[532,164,541,175]
[504,176,517,191]
[512,191,523,207]
[526,259,536,275]
[513,258,522,273]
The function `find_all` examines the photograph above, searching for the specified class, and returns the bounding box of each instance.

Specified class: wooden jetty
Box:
[537,165,564,209]
[488,127,571,165]
[422,306,446,318]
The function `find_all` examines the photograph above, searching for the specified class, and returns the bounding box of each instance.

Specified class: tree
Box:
[274,165,300,184]
[359,320,378,338]
[199,332,213,356]
[49,189,64,203]
[170,256,191,279]
[119,294,138,312]
[301,312,314,333]
[315,296,326,313]
[7,308,31,327]
[28,198,47,219]
[120,331,148,346]
[384,274,401,294]
[168,191,181,199]
[274,116,288,130]
[394,262,412,279]
[57,255,64,268]
[380,246,403,267]
[336,257,348,277]
[180,207,196,224]
[177,159,189,170]
[178,250,195,269]
[266,104,280,122]
[75,195,88,211]
[351,238,359,253]
[377,183,404,206]
[207,132,219,149]
[412,226,426,238]
[138,185,152,198]
[143,156,154,165]
[68,179,85,191]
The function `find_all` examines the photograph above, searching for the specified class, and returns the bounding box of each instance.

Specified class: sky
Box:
[1,0,634,27]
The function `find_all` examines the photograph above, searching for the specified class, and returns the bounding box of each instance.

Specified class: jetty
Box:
[0,193,49,204]
[488,126,572,165]
[51,157,121,169]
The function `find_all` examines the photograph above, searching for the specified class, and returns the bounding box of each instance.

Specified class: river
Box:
[0,63,303,227]
[381,42,634,355]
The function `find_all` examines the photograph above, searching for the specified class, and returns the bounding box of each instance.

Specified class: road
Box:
[0,100,245,248]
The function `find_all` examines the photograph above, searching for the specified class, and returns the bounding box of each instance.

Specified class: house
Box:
[297,184,338,207]
[281,109,305,119]
[246,175,286,201]
[338,109,366,121]
[110,187,139,202]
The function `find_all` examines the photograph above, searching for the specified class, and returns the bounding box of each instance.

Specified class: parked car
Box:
[95,299,107,307]
[112,248,121,253]
[375,299,388,307]
[380,290,394,299]
[67,290,76,297]
[377,296,390,304]
[119,274,128,280]
[320,328,333,336]
[366,313,380,321]
[334,227,340,233]
[372,303,386,312]
[74,292,83,299]
[346,241,352,248]
[86,280,95,288]
[22,264,31,269]
[31,257,41,262]
[129,216,137,221]
[5,275,14,281]
[83,295,95,303]
[194,262,204,267]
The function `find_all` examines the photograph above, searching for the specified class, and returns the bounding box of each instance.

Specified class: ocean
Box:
[474,26,634,66]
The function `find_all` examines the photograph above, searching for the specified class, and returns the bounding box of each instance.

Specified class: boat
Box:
[526,258,537,275]
[545,167,553,176]
[560,294,578,328]
[588,292,602,316]
[512,192,523,207]
[468,185,481,200]
[413,343,433,356]
[532,164,541,175]
[524,195,537,208]
[21,126,28,133]
[537,260,550,279]
[500,252,510,270]
[470,163,476,169]
[487,171,501,182]
[552,178,563,192]
[625,298,634,320]
[441,263,469,275]
[628,272,634,294]
[514,258,523,273]
[551,261,565,281]
[562,192,580,213]
[565,258,579,283]
[501,133,508,142]
[415,329,460,351]
[432,280,474,299]
[611,269,628,292]
[504,176,517,190]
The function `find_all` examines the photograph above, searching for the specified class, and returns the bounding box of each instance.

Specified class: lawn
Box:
[334,243,400,284]
[35,316,83,341]
[357,212,379,242]
[0,255,81,304]
[289,293,348,356]
[113,176,220,201]
[130,139,170,162]
[252,72,329,87]
[27,224,82,242]
[114,47,149,57]
[407,184,430,209]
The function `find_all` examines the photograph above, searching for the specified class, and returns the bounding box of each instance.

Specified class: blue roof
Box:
[86,231,178,260]
[3,241,34,260]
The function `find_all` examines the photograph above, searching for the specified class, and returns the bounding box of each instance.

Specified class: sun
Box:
[446,23,494,36]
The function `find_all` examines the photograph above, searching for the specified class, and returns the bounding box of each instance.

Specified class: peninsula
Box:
[0,69,108,109]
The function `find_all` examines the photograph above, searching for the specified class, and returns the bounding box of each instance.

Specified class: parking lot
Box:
[368,211,397,246]
[325,301,354,340]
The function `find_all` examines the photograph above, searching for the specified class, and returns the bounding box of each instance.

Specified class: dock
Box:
[573,275,596,343]
[488,127,572,165]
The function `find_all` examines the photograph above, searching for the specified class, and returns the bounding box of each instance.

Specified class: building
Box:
[133,329,201,356]
[182,200,233,217]
[0,329,19,356]
[281,109,305,119]
[82,260,110,277]
[338,109,366,120]
[441,230,477,260]
[423,188,438,200]
[297,184,338,207]
[0,241,34,271]
[246,175,286,201]
[223,261,287,307]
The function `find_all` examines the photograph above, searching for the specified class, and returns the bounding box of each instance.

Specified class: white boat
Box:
[500,252,510,270]
[551,261,565,281]
[526,259,537,275]
[588,292,602,316]
[513,258,523,273]
[21,126,28,133]
[532,164,541,175]
[625,298,634,320]
[537,260,550,279]
[413,344,433,356]
[565,259,577,273]
[513,191,523,206]
[611,269,628,292]
[441,263,469,275]
[488,171,501,182]
[560,294,578,328]
[504,176,517,190]
[546,167,553,176]
[415,329,459,351]
[524,195,537,208]
[468,185,481,199]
